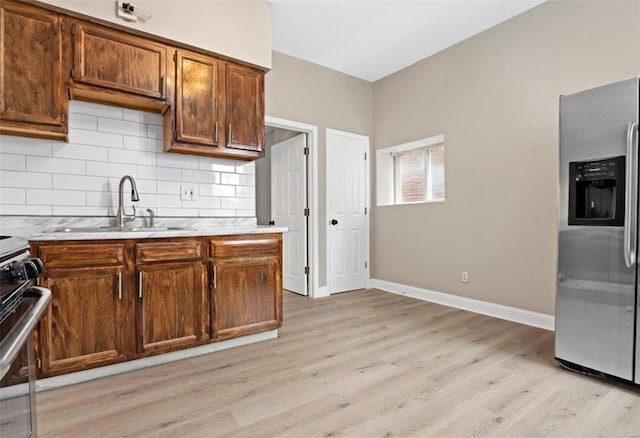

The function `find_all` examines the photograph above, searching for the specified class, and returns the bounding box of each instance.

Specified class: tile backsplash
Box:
[0,101,256,218]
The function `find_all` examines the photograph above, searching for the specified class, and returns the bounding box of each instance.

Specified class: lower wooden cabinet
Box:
[36,241,128,377]
[137,261,206,354]
[39,265,128,377]
[31,234,282,378]
[210,234,283,341]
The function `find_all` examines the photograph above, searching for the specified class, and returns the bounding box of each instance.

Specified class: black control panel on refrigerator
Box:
[568,155,625,226]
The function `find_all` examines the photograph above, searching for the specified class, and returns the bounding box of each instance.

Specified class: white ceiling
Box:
[272,0,546,82]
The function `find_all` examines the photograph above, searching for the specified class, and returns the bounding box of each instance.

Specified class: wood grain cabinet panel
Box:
[174,50,221,146]
[0,0,266,157]
[71,22,167,100]
[38,266,127,377]
[225,63,264,153]
[0,0,66,140]
[210,234,282,341]
[31,233,282,377]
[136,240,201,263]
[137,261,206,354]
[165,52,265,161]
[210,236,279,258]
[39,242,124,268]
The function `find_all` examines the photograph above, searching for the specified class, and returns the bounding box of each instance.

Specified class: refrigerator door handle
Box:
[624,121,638,268]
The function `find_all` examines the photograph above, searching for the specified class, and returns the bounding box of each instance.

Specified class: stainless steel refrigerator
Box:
[556,77,639,384]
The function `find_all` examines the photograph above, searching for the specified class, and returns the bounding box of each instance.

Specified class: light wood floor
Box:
[37,289,640,437]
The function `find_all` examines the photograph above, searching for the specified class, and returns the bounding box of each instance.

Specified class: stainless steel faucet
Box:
[117,175,139,227]
[146,208,156,228]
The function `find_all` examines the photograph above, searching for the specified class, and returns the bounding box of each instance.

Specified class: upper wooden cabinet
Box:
[0,0,266,161]
[0,0,66,140]
[69,20,168,111]
[225,63,264,153]
[166,50,265,161]
[173,50,222,147]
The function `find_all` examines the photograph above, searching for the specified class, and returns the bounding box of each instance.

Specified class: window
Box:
[376,135,445,206]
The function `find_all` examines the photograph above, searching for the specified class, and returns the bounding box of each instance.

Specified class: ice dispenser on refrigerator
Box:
[568,156,625,226]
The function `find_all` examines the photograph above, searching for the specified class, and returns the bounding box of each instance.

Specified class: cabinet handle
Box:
[228,124,232,145]
[138,272,143,299]
[212,265,217,289]
[215,121,219,145]
[118,272,122,300]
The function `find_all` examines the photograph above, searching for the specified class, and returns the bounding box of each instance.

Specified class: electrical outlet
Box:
[461,271,469,283]
[181,185,196,201]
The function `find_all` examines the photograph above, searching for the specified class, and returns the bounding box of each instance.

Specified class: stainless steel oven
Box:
[0,236,50,438]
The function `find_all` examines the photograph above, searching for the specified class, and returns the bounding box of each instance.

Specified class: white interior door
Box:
[327,129,369,294]
[271,134,307,295]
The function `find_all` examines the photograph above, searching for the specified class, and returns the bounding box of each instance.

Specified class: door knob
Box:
[269,220,275,226]
[330,219,338,225]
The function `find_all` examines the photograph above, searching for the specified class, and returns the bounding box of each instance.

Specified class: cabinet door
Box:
[174,50,221,146]
[0,0,65,139]
[137,261,205,354]
[72,22,166,99]
[38,266,127,377]
[212,255,282,341]
[225,63,264,153]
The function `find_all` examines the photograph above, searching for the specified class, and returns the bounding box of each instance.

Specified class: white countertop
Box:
[28,226,288,241]
[1,216,287,241]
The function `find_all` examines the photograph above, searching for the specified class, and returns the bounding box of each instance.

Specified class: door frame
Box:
[326,128,371,295]
[265,116,320,298]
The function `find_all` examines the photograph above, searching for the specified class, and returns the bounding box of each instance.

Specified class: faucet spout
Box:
[146,208,156,228]
[117,175,140,227]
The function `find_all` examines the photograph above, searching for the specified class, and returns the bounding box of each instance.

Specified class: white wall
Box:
[0,101,255,217]
[36,0,272,69]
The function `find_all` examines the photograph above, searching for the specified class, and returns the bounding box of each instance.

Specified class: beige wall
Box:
[266,52,373,286]
[372,0,640,315]
[36,0,272,68]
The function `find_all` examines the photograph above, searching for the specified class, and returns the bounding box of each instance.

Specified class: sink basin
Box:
[43,226,191,233]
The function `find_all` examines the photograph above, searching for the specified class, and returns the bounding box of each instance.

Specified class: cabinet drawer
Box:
[209,235,280,258]
[136,241,202,263]
[38,243,124,268]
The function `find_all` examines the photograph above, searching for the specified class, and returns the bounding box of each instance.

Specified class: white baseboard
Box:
[313,286,330,298]
[369,279,555,331]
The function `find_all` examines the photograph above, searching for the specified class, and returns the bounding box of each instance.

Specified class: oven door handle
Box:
[625,121,638,268]
[0,287,51,380]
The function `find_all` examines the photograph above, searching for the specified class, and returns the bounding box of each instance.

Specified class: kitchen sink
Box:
[43,226,191,233]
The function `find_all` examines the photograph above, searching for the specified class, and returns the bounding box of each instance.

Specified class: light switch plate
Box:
[181,185,197,201]
[115,1,138,22]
